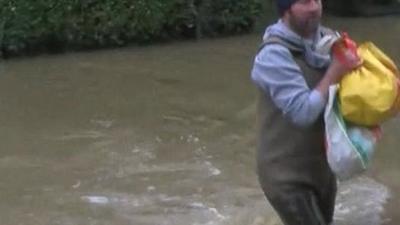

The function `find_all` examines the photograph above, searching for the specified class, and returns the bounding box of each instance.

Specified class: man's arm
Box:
[251,44,358,128]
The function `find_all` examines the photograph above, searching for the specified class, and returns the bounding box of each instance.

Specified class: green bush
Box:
[0,0,261,57]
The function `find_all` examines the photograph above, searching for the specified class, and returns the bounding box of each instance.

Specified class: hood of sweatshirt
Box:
[262,19,332,68]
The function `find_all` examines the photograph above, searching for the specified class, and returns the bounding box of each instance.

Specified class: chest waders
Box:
[256,34,337,225]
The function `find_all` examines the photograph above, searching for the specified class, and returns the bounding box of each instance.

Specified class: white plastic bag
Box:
[324,85,381,180]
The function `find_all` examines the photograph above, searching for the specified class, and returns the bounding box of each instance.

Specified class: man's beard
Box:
[288,13,321,38]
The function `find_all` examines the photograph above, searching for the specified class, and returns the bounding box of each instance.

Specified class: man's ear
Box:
[281,10,289,22]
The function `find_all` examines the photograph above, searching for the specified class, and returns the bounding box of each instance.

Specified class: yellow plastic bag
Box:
[338,42,400,126]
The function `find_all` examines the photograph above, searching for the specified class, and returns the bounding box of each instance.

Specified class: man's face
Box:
[285,0,322,38]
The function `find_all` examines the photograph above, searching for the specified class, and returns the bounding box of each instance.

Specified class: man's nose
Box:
[308,0,320,12]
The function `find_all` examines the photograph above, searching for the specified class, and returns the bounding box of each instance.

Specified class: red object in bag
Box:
[332,32,359,69]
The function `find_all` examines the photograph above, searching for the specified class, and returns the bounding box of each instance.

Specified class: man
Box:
[250,0,360,224]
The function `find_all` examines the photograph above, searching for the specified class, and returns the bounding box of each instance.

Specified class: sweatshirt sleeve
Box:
[251,44,326,127]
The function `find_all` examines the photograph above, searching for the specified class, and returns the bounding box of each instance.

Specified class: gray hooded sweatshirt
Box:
[251,20,332,127]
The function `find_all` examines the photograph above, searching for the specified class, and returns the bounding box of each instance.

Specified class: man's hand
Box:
[327,50,362,83]
[315,50,362,100]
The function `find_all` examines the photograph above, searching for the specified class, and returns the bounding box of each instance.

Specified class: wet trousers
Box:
[264,181,337,225]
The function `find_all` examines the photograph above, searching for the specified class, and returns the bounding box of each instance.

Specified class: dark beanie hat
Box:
[276,0,297,15]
